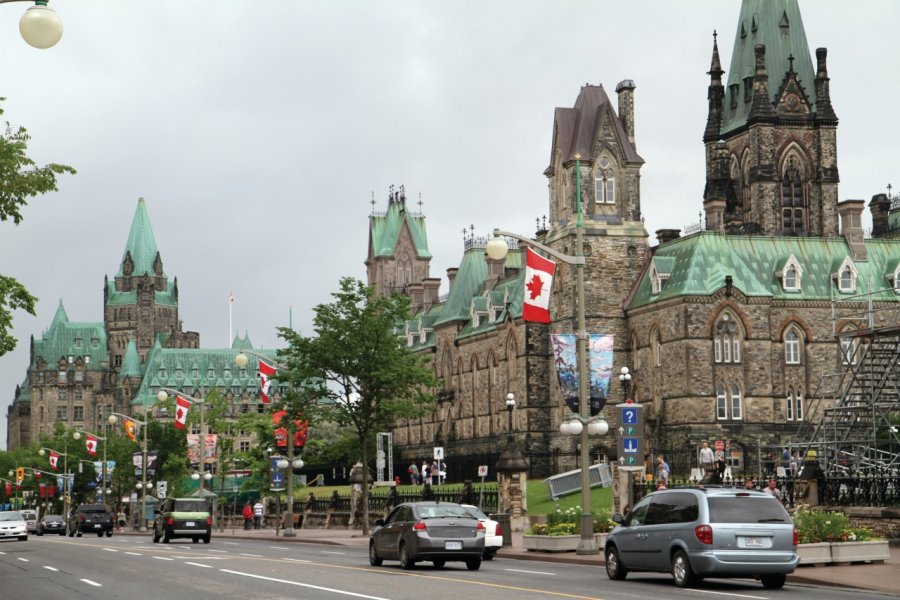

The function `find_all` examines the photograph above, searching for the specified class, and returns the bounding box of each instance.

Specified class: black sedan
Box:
[37,514,66,536]
[369,501,485,570]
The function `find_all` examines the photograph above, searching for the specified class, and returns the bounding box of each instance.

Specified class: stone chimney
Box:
[869,193,892,238]
[656,229,681,245]
[837,199,867,261]
[407,282,425,315]
[616,79,636,150]
[422,278,441,311]
[446,268,458,294]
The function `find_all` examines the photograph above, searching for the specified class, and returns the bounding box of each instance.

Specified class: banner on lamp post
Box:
[551,333,615,415]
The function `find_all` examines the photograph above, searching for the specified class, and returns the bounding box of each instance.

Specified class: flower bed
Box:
[793,506,888,565]
[523,505,612,552]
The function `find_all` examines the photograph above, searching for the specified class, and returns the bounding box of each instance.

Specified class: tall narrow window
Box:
[716,385,727,420]
[785,329,801,364]
[731,384,743,420]
[784,266,798,289]
[839,268,854,292]
[795,393,804,421]
[781,158,804,233]
[653,330,662,367]
[840,336,858,365]
[786,391,794,420]
[594,158,615,204]
[714,313,741,364]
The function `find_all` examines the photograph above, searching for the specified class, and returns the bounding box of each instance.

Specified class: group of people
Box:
[241,500,264,530]
[408,459,446,486]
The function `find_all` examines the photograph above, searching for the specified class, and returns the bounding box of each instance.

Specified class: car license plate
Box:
[186,521,195,527]
[94,524,101,528]
[743,536,765,547]
[445,541,462,550]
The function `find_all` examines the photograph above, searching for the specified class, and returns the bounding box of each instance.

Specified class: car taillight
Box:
[412,521,427,531]
[206,517,212,526]
[694,524,713,545]
[495,523,502,536]
[79,515,85,522]
[166,517,174,526]
[793,528,799,547]
[476,521,485,531]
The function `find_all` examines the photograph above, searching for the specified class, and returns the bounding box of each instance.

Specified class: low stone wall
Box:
[841,507,900,541]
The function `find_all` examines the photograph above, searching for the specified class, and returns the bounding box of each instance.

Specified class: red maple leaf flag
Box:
[259,360,276,404]
[85,434,98,456]
[174,395,192,430]
[49,452,59,470]
[523,247,556,323]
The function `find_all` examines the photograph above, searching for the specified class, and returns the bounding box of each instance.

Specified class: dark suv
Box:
[153,497,211,544]
[67,504,113,537]
[605,487,798,589]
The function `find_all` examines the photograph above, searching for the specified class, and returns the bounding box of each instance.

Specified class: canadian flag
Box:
[174,395,191,430]
[523,247,556,323]
[85,434,98,456]
[259,360,276,404]
[49,451,60,470]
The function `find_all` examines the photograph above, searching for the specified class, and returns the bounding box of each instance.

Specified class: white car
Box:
[462,504,502,560]
[0,511,28,541]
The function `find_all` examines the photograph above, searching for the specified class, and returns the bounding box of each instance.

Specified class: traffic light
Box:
[15,467,24,482]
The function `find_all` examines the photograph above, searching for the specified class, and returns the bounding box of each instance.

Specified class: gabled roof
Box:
[369,197,431,259]
[120,339,142,378]
[722,0,816,134]
[117,198,162,277]
[31,300,108,370]
[628,232,900,309]
[433,246,490,327]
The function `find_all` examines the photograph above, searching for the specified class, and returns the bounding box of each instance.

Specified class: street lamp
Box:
[157,388,208,501]
[73,427,108,504]
[488,153,607,555]
[234,351,303,538]
[505,393,516,442]
[38,446,68,518]
[619,367,632,401]
[108,410,149,531]
[1,0,63,48]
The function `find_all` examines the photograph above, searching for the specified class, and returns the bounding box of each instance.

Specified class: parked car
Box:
[0,511,27,541]
[37,514,66,536]
[19,510,38,534]
[152,497,211,544]
[67,504,114,537]
[369,501,485,570]
[604,487,798,589]
[461,504,502,560]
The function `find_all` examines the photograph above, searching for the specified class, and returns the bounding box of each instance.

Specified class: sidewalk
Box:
[121,526,899,594]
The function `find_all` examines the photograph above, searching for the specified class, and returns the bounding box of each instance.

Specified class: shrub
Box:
[528,504,611,535]
[793,508,849,543]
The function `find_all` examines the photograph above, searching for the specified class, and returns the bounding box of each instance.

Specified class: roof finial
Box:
[370,191,375,214]
[417,192,423,212]
[788,53,795,72]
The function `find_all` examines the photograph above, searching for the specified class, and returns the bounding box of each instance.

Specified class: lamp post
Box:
[108,410,149,530]
[619,367,632,401]
[73,427,108,504]
[38,446,68,518]
[487,154,607,555]
[505,393,516,442]
[0,0,63,48]
[234,351,302,537]
[156,388,209,502]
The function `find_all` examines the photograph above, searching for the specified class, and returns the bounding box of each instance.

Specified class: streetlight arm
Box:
[492,229,585,266]
[234,349,285,370]
[108,411,147,427]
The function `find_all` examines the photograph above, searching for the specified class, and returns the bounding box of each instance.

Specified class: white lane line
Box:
[102,548,118,552]
[153,556,174,561]
[81,579,102,587]
[220,569,389,599]
[17,557,29,562]
[209,549,228,553]
[221,541,240,545]
[283,558,312,563]
[185,562,213,568]
[125,552,142,556]
[320,551,345,555]
[504,568,556,576]
[0,552,5,555]
[239,552,262,557]
[270,546,290,550]
[43,566,59,572]
[690,589,769,600]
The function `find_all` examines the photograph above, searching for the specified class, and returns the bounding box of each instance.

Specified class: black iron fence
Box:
[299,484,499,515]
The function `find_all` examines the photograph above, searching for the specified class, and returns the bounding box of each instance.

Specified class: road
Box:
[0,535,892,600]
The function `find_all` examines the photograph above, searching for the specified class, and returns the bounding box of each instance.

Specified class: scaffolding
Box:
[792,283,900,475]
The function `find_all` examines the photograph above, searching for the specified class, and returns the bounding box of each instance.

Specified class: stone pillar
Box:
[496,445,528,532]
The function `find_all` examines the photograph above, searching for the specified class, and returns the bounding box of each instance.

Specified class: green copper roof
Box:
[889,210,900,231]
[721,0,816,134]
[369,199,431,258]
[106,280,177,307]
[32,300,108,369]
[120,339,142,378]
[629,232,900,309]
[231,332,254,350]
[433,246,489,326]
[117,198,162,277]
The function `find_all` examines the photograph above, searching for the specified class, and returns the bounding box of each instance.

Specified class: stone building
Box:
[372,0,900,479]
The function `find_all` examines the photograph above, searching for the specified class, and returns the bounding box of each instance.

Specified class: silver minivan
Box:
[605,487,798,589]
[19,510,38,534]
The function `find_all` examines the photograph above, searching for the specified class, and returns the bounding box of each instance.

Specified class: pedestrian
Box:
[242,503,253,530]
[699,441,715,477]
[744,479,755,490]
[432,460,441,485]
[253,499,264,529]
[394,475,401,487]
[116,509,126,531]
[655,455,670,485]
[421,460,430,485]
[408,461,419,485]
[763,478,784,504]
[781,448,791,473]
[716,451,727,483]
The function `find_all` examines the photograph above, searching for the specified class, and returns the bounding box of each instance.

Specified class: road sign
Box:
[619,405,642,425]
[622,437,640,454]
[433,447,444,460]
[157,480,168,499]
[477,465,488,477]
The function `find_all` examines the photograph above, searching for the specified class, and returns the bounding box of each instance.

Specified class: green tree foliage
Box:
[0,99,75,356]
[279,277,439,534]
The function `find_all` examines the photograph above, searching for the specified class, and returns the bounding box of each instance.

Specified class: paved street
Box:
[0,532,895,600]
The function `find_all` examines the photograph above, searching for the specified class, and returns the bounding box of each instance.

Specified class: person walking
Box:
[242,503,253,530]
[699,441,715,477]
[421,460,430,485]
[656,455,670,486]
[763,478,784,504]
[408,462,419,485]
[253,499,264,530]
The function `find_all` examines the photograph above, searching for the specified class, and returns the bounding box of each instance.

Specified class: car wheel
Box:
[672,550,697,588]
[368,541,383,566]
[432,560,445,568]
[18,536,27,542]
[106,531,112,537]
[36,530,42,537]
[465,558,481,571]
[203,534,211,544]
[59,531,65,536]
[760,574,786,589]
[193,537,199,543]
[399,543,415,570]
[97,532,104,537]
[483,548,496,561]
[76,532,82,538]
[68,529,74,537]
[605,546,628,580]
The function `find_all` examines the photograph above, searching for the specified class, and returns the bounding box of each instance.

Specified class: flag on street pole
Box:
[124,418,138,443]
[523,247,556,323]
[259,360,276,404]
[85,434,98,455]
[49,451,60,470]
[174,395,191,430]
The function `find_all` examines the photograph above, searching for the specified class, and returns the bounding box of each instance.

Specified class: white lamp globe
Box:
[146,482,153,490]
[292,458,304,469]
[135,482,142,490]
[485,237,509,261]
[568,420,583,435]
[73,431,81,440]
[559,421,570,435]
[234,353,249,368]
[277,459,289,470]
[203,473,212,481]
[588,420,609,436]
[19,4,63,50]
[191,473,200,481]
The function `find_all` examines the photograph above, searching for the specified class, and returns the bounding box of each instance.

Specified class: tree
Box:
[279,277,438,534]
[0,99,75,356]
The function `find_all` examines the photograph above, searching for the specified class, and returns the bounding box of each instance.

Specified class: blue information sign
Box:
[622,437,640,454]
[620,407,640,425]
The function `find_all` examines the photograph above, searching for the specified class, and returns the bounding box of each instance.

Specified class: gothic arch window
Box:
[786,389,804,421]
[716,381,743,420]
[784,327,802,365]
[781,156,806,233]
[713,312,742,364]
[651,328,662,367]
[594,158,615,204]
[839,326,860,366]
[396,252,413,290]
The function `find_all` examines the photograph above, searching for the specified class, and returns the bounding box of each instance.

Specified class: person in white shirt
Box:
[699,441,715,477]
[253,500,264,529]
[763,479,784,503]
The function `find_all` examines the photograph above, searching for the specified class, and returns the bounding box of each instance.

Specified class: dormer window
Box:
[780,255,803,292]
[888,265,900,294]
[159,366,167,378]
[594,158,615,204]
[834,257,858,293]
[207,368,215,380]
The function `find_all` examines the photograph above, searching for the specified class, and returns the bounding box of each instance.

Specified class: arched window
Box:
[839,268,854,292]
[731,384,743,420]
[714,313,741,364]
[784,328,801,364]
[594,158,615,204]
[781,156,805,233]
[716,384,727,420]
[784,266,798,289]
[786,391,794,421]
[652,329,662,367]
[716,381,743,420]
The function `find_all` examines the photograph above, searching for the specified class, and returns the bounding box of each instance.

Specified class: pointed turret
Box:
[748,44,776,122]
[704,31,725,143]
[51,299,68,326]
[120,338,142,377]
[813,47,837,123]
[118,197,162,278]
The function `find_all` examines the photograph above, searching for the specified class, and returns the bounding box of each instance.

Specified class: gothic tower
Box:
[703,0,839,237]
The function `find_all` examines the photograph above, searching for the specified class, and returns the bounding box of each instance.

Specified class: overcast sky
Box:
[2,1,898,448]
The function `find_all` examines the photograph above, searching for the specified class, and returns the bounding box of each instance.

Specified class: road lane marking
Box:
[153,556,174,561]
[504,568,556,575]
[220,569,390,599]
[239,552,262,557]
[221,541,240,545]
[284,558,312,563]
[102,548,118,552]
[81,579,102,587]
[186,562,213,568]
[17,557,29,562]
[270,546,290,550]
[208,549,228,553]
[43,566,59,571]
[125,552,143,556]
[321,551,345,555]
[689,590,768,600]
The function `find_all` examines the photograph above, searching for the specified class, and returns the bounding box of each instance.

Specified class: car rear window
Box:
[707,496,790,523]
[173,501,207,512]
